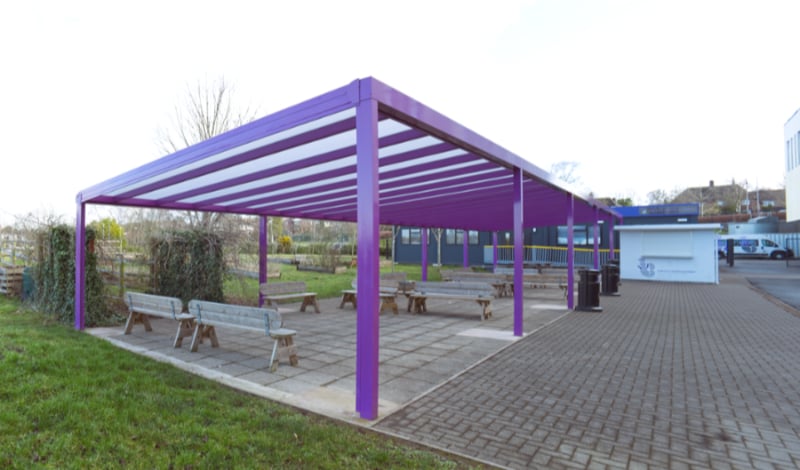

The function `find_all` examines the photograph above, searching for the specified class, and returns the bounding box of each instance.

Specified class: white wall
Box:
[785,109,800,222]
[616,224,721,284]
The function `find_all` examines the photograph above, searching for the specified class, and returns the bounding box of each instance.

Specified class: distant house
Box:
[671,180,785,218]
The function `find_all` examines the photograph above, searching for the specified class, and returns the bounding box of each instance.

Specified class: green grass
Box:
[0,295,477,469]
[224,263,443,305]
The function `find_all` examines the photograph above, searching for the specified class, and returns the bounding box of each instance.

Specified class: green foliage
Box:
[89,217,124,243]
[150,230,225,305]
[0,299,463,469]
[613,197,634,207]
[277,235,292,253]
[32,225,112,326]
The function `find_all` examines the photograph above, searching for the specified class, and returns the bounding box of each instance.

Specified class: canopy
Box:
[76,77,621,420]
[78,77,617,230]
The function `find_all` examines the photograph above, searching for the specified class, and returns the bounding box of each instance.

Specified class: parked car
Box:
[717,236,795,260]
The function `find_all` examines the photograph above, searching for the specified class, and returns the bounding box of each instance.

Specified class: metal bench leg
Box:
[173,319,195,348]
[270,339,280,372]
[123,312,136,334]
[190,324,203,352]
[478,300,492,320]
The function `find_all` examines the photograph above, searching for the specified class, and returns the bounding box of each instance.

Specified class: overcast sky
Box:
[2,0,800,226]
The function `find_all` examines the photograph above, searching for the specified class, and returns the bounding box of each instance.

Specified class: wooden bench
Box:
[494,267,574,296]
[260,281,320,313]
[339,277,402,314]
[123,292,196,348]
[407,281,495,321]
[440,269,510,297]
[187,300,298,372]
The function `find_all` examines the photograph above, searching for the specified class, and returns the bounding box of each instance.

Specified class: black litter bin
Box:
[576,268,602,312]
[600,260,620,296]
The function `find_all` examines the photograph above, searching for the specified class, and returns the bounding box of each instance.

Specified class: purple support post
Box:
[492,232,498,272]
[355,95,380,420]
[462,230,469,269]
[592,207,600,270]
[566,194,575,310]
[608,217,616,260]
[258,215,268,307]
[74,199,86,330]
[421,227,428,281]
[513,167,524,337]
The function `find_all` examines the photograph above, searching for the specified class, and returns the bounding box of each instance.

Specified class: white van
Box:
[717,236,795,260]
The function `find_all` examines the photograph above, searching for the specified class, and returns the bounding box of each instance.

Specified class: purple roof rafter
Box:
[78,77,619,231]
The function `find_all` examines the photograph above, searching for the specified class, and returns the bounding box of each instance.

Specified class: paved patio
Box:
[90,286,570,421]
[91,260,800,469]
[375,261,800,469]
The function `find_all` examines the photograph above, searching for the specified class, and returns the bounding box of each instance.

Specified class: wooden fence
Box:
[0,265,24,297]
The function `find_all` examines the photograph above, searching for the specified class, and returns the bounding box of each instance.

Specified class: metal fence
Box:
[485,245,619,267]
[485,232,800,268]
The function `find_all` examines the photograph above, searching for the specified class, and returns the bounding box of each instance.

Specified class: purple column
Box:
[355,95,380,420]
[608,217,616,260]
[492,231,498,272]
[513,168,524,337]
[258,216,268,307]
[592,207,600,270]
[566,193,575,310]
[421,227,428,281]
[74,200,86,330]
[462,230,469,269]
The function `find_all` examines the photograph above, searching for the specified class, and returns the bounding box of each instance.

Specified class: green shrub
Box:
[32,225,112,326]
[150,230,225,306]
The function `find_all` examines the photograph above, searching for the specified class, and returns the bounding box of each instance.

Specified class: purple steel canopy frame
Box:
[74,77,620,420]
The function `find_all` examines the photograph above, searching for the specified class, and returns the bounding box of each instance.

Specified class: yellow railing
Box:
[487,245,619,267]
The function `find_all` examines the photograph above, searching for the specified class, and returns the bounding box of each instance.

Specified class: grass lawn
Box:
[0,296,478,469]
[225,262,443,305]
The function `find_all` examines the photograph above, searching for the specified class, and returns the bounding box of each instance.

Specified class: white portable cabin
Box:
[614,224,721,284]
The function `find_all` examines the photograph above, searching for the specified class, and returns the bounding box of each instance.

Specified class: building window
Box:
[401,228,422,245]
[468,230,479,245]
[557,225,600,246]
[446,229,466,244]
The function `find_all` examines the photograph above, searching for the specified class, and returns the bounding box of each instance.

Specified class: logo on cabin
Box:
[637,257,655,277]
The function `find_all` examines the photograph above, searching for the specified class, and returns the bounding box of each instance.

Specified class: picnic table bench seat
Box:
[123,292,195,348]
[259,281,320,313]
[407,281,495,321]
[188,300,298,372]
[439,269,511,297]
[339,277,403,314]
[494,267,574,296]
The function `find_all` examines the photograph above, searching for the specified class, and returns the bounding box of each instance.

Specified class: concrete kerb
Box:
[745,279,800,318]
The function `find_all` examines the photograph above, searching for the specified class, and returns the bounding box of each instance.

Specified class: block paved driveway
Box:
[375,267,800,469]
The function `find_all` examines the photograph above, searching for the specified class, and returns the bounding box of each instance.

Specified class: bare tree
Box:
[549,161,581,186]
[157,76,259,155]
[156,77,261,231]
[431,228,444,266]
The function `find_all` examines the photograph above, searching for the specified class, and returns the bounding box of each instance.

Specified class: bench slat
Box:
[123,292,195,347]
[188,300,298,371]
[409,281,494,320]
[259,281,321,313]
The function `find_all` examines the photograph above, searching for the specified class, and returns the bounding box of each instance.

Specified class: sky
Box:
[2,0,800,226]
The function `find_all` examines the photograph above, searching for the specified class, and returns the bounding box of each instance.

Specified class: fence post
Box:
[118,254,125,299]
